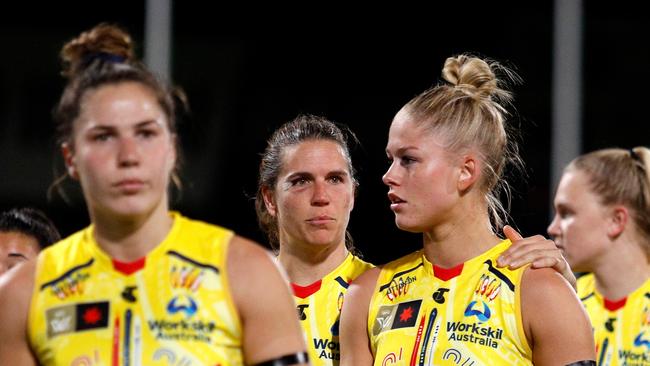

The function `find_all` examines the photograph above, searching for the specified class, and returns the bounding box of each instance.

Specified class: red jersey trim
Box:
[292,279,322,299]
[603,296,627,311]
[112,257,146,275]
[432,263,464,281]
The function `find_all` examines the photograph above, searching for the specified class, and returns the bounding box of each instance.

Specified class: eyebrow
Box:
[134,120,160,128]
[285,170,350,180]
[88,119,160,131]
[386,146,419,155]
[554,202,571,211]
[326,170,350,177]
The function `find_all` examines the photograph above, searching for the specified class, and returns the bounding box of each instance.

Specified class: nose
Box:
[311,180,330,207]
[382,162,399,187]
[547,214,560,238]
[117,136,140,168]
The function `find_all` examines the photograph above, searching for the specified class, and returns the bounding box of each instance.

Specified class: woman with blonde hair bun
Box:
[341,54,596,365]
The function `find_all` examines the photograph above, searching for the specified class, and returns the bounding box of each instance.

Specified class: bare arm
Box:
[521,267,595,365]
[227,235,308,365]
[0,260,38,365]
[340,267,380,366]
[498,225,577,290]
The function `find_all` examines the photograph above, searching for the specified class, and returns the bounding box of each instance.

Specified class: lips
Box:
[113,179,145,193]
[306,215,335,226]
[388,192,406,210]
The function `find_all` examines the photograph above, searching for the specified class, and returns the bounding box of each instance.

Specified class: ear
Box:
[167,134,178,173]
[61,142,79,180]
[349,183,356,212]
[607,205,629,239]
[457,154,479,192]
[262,186,277,217]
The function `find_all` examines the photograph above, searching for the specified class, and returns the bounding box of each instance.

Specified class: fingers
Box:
[499,247,562,269]
[532,258,577,291]
[497,228,577,291]
[503,225,523,242]
[530,256,561,270]
[497,236,555,267]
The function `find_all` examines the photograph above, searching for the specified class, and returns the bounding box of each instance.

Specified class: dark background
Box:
[0,2,647,265]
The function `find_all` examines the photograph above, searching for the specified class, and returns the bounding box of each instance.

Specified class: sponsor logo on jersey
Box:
[432,288,449,304]
[166,295,198,318]
[605,317,616,332]
[442,348,475,365]
[121,286,138,303]
[297,304,309,320]
[619,347,650,362]
[70,350,101,365]
[46,306,74,338]
[385,275,416,301]
[49,271,91,300]
[372,299,422,336]
[634,331,650,351]
[381,347,403,366]
[40,258,94,300]
[148,319,218,343]
[153,347,195,365]
[46,301,109,338]
[464,300,491,322]
[313,338,340,360]
[446,321,503,349]
[170,265,204,292]
[474,274,501,302]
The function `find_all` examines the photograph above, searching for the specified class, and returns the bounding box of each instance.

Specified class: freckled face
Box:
[64,82,176,219]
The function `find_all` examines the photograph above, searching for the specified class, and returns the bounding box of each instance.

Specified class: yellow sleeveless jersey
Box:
[577,273,650,366]
[291,254,373,366]
[28,212,243,366]
[368,239,532,366]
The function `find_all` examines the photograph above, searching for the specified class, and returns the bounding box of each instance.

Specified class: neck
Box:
[90,202,173,262]
[278,239,349,286]
[591,235,650,300]
[422,198,500,268]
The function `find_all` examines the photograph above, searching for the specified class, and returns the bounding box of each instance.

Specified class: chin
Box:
[307,237,339,247]
[303,232,342,248]
[568,259,590,274]
[108,200,157,219]
[394,218,424,233]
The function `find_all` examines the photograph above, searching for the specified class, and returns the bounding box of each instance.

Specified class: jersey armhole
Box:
[221,231,243,339]
[366,267,386,356]
[26,251,47,354]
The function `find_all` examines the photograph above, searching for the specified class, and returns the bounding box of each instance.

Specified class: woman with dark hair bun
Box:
[0,23,308,366]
